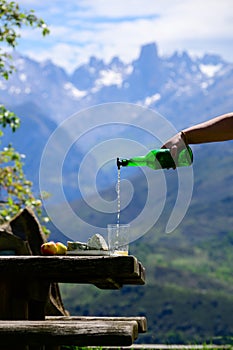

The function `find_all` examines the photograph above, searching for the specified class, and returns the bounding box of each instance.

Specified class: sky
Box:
[16,0,233,73]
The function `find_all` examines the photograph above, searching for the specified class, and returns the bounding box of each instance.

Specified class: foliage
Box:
[0,0,49,79]
[0,145,50,233]
[0,1,50,232]
[0,104,20,133]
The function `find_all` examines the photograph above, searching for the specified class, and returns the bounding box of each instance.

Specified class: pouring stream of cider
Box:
[116,166,121,248]
[117,167,121,227]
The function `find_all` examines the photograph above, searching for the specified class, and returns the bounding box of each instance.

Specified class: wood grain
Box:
[0,255,145,288]
[0,319,138,346]
[46,315,147,333]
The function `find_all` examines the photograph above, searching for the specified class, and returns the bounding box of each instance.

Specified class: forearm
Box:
[183,112,233,144]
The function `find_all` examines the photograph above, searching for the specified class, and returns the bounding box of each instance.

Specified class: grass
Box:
[60,345,233,350]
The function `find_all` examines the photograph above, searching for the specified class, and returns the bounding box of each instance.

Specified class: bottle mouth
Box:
[117,157,121,169]
[117,157,129,169]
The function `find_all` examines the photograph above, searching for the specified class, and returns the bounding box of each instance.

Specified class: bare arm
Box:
[183,112,233,144]
[162,112,233,158]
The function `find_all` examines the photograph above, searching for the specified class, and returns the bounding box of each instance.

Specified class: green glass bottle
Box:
[117,146,193,170]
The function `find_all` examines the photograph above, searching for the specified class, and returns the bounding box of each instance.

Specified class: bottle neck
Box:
[117,157,129,169]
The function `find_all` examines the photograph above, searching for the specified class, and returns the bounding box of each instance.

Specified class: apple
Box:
[56,242,67,255]
[41,241,58,255]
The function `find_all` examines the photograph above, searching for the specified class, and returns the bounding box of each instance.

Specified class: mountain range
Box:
[1,42,233,193]
[1,42,233,125]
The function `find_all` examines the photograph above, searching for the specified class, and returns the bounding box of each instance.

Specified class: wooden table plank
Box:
[0,255,145,288]
[0,320,139,346]
[46,316,147,333]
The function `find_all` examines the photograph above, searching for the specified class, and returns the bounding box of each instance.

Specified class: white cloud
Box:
[159,0,233,39]
[16,0,233,72]
[24,43,92,73]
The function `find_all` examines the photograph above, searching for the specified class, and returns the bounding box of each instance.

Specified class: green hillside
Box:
[59,142,233,345]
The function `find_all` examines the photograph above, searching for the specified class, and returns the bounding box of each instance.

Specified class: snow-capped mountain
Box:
[1,42,232,125]
[1,42,233,202]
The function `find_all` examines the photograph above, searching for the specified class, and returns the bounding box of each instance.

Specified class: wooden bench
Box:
[46,316,148,333]
[0,256,146,348]
[0,316,147,347]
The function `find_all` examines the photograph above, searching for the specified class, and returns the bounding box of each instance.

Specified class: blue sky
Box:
[17,0,233,73]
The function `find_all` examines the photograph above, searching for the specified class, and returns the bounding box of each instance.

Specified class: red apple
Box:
[41,241,58,255]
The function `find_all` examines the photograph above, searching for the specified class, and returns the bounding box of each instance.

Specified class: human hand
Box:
[161,131,187,167]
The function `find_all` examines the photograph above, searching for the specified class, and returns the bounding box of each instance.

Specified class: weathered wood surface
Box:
[46,316,147,333]
[0,255,145,289]
[0,319,139,346]
[0,208,69,319]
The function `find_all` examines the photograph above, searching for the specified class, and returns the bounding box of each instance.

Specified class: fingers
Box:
[170,145,177,158]
[170,145,177,169]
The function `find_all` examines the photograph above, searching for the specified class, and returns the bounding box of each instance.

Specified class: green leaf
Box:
[0,0,50,235]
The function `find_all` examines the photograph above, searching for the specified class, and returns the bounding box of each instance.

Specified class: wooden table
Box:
[0,255,146,348]
[0,254,145,288]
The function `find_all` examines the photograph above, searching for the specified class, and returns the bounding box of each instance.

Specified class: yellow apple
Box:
[56,242,67,255]
[41,241,58,255]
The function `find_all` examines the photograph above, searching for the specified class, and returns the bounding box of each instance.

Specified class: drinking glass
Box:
[107,224,130,255]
